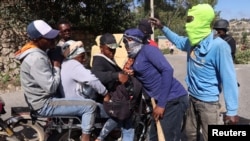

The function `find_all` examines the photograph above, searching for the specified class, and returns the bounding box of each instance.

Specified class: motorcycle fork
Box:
[66,118,74,140]
[0,118,14,136]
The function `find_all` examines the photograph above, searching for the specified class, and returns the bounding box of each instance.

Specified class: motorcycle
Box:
[9,106,121,141]
[0,97,44,141]
[0,92,152,141]
[45,93,153,141]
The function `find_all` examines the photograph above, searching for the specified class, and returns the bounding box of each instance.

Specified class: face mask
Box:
[185,4,215,46]
[127,40,143,58]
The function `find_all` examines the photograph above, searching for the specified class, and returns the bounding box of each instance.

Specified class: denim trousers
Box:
[149,95,189,141]
[183,95,220,141]
[97,111,135,141]
[37,97,97,134]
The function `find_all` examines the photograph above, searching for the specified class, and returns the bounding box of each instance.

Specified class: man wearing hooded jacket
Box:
[15,20,97,141]
[150,4,239,141]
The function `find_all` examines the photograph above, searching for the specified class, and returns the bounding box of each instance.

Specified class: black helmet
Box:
[213,19,229,30]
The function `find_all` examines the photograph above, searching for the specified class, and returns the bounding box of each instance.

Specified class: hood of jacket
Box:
[15,42,45,61]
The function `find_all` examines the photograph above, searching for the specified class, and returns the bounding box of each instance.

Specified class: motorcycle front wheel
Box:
[0,120,44,141]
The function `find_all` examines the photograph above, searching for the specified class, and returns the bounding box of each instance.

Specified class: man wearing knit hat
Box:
[123,19,158,76]
[123,28,188,141]
[150,4,239,141]
[15,20,97,141]
[138,19,158,47]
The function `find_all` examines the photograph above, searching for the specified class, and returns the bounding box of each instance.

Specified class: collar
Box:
[195,32,215,55]
[94,53,118,66]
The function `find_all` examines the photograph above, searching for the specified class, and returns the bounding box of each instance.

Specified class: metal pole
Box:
[150,0,154,40]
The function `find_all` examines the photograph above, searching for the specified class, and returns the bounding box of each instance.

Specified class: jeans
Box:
[149,95,189,141]
[96,103,109,118]
[183,95,220,141]
[121,127,135,141]
[97,115,135,141]
[37,97,97,134]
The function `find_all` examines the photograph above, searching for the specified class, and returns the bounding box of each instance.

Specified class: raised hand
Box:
[149,17,163,29]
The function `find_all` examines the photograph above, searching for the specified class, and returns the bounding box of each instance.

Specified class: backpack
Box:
[103,76,143,121]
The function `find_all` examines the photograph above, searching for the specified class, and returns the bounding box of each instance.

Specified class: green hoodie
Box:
[185,4,215,46]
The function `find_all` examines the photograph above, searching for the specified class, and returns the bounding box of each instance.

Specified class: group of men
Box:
[15,3,238,141]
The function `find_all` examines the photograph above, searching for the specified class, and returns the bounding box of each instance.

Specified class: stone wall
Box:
[0,20,27,77]
[0,3,29,91]
[0,4,96,91]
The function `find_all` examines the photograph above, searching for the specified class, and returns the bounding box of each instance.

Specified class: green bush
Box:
[235,49,250,64]
[0,73,21,90]
[161,48,171,54]
[0,74,10,84]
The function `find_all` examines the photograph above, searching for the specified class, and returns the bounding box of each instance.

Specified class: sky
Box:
[214,0,250,20]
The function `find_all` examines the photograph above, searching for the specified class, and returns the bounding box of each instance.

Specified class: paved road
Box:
[1,54,250,124]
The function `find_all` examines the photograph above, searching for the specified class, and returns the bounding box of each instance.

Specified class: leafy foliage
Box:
[3,0,218,37]
[0,74,10,84]
[235,49,250,64]
[135,0,218,40]
[16,0,135,35]
[161,48,171,54]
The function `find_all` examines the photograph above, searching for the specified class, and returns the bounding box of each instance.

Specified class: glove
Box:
[149,17,164,29]
[223,115,239,125]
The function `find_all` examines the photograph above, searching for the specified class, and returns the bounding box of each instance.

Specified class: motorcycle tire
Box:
[0,120,44,141]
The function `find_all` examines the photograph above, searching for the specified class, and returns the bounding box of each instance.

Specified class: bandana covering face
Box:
[185,4,215,46]
[124,38,143,58]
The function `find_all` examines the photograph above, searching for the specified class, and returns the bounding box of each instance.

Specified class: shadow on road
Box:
[238,116,250,125]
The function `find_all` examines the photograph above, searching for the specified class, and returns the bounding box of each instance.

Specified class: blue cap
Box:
[123,28,145,43]
[27,20,59,40]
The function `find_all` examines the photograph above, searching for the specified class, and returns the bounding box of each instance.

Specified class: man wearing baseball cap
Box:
[15,20,97,141]
[91,33,135,141]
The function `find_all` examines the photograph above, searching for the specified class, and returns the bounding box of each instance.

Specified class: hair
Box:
[56,18,71,29]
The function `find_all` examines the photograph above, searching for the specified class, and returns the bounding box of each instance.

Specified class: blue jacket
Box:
[161,26,238,116]
[133,44,187,108]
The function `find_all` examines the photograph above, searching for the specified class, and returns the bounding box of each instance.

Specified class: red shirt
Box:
[149,39,158,47]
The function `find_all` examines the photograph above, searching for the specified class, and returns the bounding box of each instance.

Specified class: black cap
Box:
[138,19,153,35]
[100,33,119,49]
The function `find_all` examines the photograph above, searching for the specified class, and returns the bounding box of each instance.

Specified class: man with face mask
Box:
[123,28,188,141]
[123,19,158,75]
[150,4,239,141]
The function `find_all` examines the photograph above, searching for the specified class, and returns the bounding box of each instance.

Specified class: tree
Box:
[241,32,249,50]
[12,0,135,35]
[135,0,218,39]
